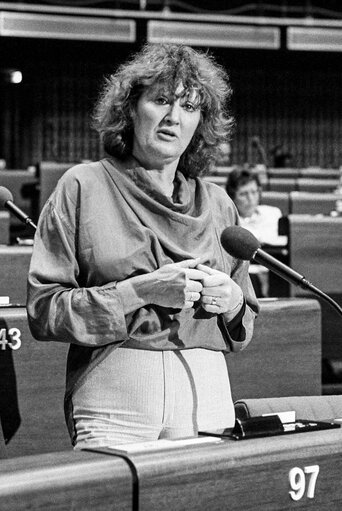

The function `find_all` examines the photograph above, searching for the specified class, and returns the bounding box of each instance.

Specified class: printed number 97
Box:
[289,465,320,501]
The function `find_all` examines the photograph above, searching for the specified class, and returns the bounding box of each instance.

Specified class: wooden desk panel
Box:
[268,168,300,179]
[0,307,70,457]
[0,212,10,245]
[0,450,133,511]
[115,428,342,511]
[226,298,322,400]
[299,168,340,179]
[290,191,342,215]
[0,246,32,305]
[287,215,342,296]
[297,178,339,193]
[268,177,297,192]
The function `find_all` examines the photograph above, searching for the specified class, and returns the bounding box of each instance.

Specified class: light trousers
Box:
[72,347,235,449]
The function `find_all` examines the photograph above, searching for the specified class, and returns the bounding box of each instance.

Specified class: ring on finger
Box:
[211,297,217,306]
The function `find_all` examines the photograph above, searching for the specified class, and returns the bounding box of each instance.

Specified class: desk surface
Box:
[0,450,133,511]
[102,428,342,511]
[2,428,342,510]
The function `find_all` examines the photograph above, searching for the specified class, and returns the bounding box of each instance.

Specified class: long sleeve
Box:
[219,257,259,353]
[27,201,129,347]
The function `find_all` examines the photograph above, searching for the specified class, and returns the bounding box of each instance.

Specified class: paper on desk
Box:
[106,436,223,454]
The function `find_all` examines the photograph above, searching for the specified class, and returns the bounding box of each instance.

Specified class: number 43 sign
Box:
[0,328,22,350]
[289,465,320,501]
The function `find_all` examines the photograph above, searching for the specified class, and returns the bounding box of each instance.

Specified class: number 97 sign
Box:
[289,465,320,501]
[0,328,22,350]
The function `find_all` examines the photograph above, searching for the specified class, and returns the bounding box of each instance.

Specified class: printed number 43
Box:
[289,465,320,501]
[0,328,21,350]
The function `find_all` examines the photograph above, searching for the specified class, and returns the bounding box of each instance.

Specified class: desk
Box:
[0,450,133,511]
[94,428,342,510]
[286,214,342,296]
[0,307,70,457]
[226,298,322,400]
[0,212,10,245]
[297,178,339,193]
[285,214,342,359]
[0,245,32,305]
[1,428,342,509]
[290,191,342,215]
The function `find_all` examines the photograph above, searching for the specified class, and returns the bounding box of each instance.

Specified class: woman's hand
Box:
[197,264,243,315]
[116,258,207,314]
[151,258,206,309]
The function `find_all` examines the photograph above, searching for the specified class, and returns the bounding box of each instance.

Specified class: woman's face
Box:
[132,82,201,169]
[234,180,260,218]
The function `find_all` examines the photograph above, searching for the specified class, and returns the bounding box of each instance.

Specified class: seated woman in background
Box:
[225,167,287,247]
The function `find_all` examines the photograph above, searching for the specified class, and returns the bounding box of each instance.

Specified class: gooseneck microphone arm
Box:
[221,226,342,319]
[5,200,37,230]
[252,248,342,317]
[0,186,37,230]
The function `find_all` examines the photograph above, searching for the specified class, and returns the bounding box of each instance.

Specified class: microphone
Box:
[0,186,37,230]
[220,225,342,317]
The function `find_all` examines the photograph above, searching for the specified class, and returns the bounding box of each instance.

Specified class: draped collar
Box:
[100,157,219,266]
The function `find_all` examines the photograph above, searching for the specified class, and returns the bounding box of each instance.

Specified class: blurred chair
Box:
[260,191,290,216]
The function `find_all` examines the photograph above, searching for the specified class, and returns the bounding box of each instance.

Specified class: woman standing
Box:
[27,43,258,449]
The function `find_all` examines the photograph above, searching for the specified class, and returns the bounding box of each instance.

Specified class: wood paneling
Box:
[226,298,322,401]
[0,307,70,458]
[0,450,133,510]
[0,246,32,305]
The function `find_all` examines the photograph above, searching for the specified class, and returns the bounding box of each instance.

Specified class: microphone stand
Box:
[253,249,342,318]
[6,202,37,230]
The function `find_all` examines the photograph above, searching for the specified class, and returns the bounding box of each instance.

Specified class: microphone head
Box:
[220,226,260,260]
[0,186,13,207]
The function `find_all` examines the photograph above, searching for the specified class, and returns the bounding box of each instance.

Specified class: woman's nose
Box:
[164,102,181,124]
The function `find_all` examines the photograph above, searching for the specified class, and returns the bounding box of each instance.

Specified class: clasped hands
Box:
[155,258,243,314]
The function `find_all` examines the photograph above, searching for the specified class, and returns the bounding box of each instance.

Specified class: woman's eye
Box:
[155,96,168,105]
[183,102,198,112]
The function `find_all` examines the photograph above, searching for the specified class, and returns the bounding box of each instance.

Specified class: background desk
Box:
[0,306,69,457]
[286,214,342,360]
[226,298,322,400]
[0,245,32,305]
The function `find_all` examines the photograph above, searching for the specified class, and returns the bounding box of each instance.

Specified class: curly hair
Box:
[92,43,234,177]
